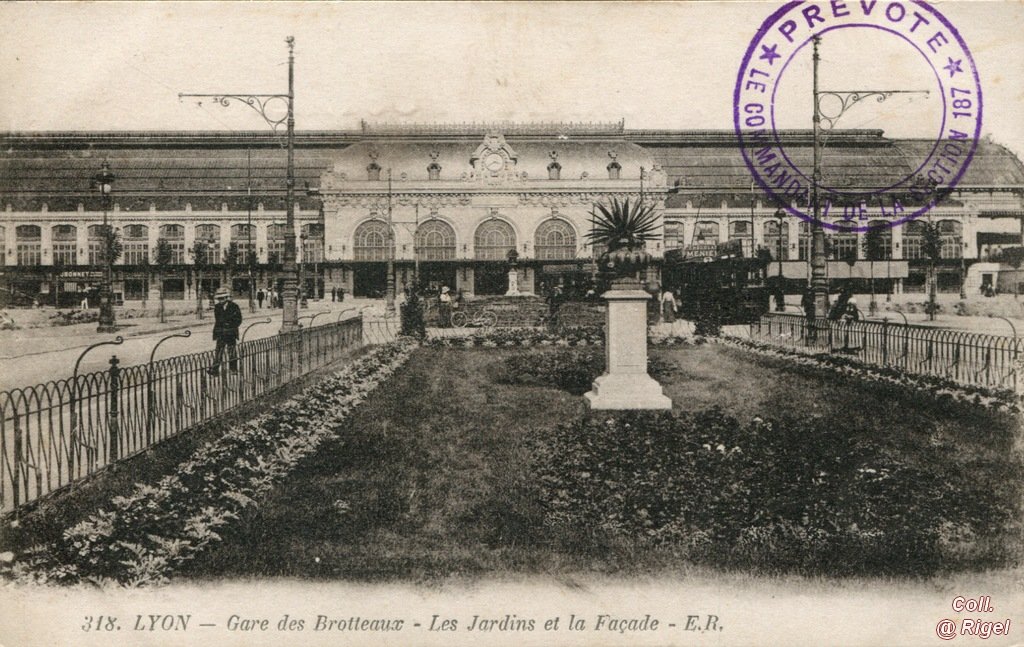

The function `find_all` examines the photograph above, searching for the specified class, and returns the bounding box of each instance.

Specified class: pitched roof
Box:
[1,129,1021,212]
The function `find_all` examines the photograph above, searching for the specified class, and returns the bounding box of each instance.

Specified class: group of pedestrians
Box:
[254,287,281,308]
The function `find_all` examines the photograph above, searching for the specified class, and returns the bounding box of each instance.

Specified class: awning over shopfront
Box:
[767,260,908,280]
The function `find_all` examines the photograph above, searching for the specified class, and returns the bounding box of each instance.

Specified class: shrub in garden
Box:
[693,304,723,337]
[530,409,1021,576]
[498,349,605,394]
[495,348,677,394]
[400,293,426,338]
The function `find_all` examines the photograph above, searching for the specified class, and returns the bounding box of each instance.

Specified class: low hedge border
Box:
[715,335,1022,414]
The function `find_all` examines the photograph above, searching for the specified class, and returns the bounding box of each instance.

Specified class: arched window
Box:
[195,224,219,243]
[415,219,456,260]
[51,225,78,265]
[763,220,789,261]
[864,220,892,260]
[694,221,720,245]
[607,161,621,180]
[474,219,517,260]
[160,224,184,240]
[367,162,381,181]
[428,162,441,181]
[547,162,561,180]
[194,224,221,264]
[51,224,76,241]
[16,225,42,266]
[16,225,41,240]
[301,223,324,263]
[534,219,576,260]
[939,219,963,259]
[230,223,255,240]
[353,220,394,261]
[123,224,148,240]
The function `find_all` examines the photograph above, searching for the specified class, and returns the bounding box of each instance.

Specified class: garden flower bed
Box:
[531,408,1021,575]
[426,325,604,348]
[1,339,418,587]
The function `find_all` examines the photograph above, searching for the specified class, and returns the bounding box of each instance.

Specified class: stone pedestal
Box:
[585,288,672,410]
[506,268,520,296]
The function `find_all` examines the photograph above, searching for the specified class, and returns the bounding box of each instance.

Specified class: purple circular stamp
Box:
[733,1,983,231]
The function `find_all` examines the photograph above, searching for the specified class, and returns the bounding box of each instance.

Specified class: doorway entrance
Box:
[474,263,509,295]
[353,263,387,297]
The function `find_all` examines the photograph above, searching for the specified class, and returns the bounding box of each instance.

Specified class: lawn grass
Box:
[182,343,1022,582]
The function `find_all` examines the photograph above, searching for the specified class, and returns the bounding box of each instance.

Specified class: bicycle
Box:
[451,307,498,328]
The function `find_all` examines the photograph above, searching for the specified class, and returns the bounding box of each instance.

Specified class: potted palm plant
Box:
[585,197,660,289]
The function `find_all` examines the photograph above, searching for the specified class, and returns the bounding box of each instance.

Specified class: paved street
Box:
[0,299,382,391]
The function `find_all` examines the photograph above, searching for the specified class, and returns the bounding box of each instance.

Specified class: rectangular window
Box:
[663,222,683,251]
[162,243,186,265]
[17,243,41,266]
[88,242,108,266]
[52,243,78,266]
[267,241,285,264]
[903,237,923,260]
[829,234,859,261]
[302,239,324,263]
[123,242,150,265]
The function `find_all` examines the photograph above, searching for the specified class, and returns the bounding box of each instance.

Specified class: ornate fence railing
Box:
[0,316,366,515]
[749,313,1023,392]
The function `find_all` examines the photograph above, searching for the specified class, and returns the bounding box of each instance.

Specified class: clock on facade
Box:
[484,152,504,172]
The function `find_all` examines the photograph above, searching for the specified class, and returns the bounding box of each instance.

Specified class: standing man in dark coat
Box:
[208,287,242,375]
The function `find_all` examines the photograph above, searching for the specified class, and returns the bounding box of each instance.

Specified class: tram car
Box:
[661,240,771,325]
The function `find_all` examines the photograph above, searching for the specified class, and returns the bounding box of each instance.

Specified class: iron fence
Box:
[749,313,1022,392]
[363,317,401,345]
[0,316,365,515]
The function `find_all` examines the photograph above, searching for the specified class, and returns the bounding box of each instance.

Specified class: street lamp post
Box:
[299,231,308,307]
[246,147,256,313]
[385,168,396,317]
[94,162,117,333]
[180,36,299,333]
[774,207,786,311]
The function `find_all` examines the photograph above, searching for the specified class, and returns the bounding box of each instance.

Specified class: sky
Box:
[1,1,1022,159]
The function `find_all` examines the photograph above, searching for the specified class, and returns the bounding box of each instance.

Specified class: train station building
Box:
[1,121,1022,306]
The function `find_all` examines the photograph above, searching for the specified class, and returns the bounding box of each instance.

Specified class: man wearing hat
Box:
[209,287,242,375]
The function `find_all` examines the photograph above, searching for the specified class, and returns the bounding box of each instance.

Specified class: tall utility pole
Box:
[385,168,396,316]
[180,36,298,332]
[810,36,928,318]
[246,147,256,313]
[810,37,828,316]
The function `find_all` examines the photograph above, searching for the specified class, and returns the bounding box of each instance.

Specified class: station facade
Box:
[1,122,1022,306]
